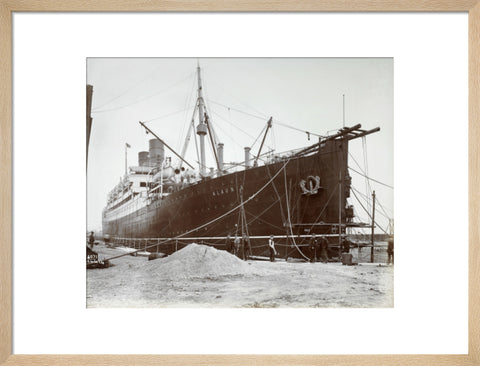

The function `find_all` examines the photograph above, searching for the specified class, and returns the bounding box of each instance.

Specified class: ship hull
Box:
[103,138,350,259]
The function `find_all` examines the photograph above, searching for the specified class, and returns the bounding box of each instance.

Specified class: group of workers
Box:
[308,234,329,263]
[225,234,278,261]
[225,234,251,260]
[224,233,331,263]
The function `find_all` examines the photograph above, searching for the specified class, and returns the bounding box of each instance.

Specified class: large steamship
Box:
[100,65,380,258]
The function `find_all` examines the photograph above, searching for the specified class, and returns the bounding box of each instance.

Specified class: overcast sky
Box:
[87,58,393,234]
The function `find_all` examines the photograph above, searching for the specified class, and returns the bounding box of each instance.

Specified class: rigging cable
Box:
[92,65,179,110]
[350,189,389,235]
[304,184,339,238]
[208,99,323,138]
[284,164,310,261]
[203,70,270,119]
[92,72,194,114]
[362,136,372,213]
[209,109,256,140]
[351,187,391,221]
[202,86,221,147]
[245,210,284,231]
[191,108,201,172]
[207,105,274,159]
[265,163,288,236]
[352,186,391,219]
[375,194,393,221]
[250,124,268,150]
[348,166,394,189]
[208,99,266,121]
[207,116,246,149]
[142,105,196,123]
[271,122,277,154]
[206,110,271,169]
[176,70,198,153]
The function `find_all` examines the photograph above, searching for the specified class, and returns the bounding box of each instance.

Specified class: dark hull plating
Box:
[103,139,350,258]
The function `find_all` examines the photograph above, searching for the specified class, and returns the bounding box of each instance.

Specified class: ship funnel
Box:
[218,143,224,172]
[244,147,251,168]
[138,151,149,167]
[149,139,164,167]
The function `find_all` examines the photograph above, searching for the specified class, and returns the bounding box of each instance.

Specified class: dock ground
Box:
[87,243,393,308]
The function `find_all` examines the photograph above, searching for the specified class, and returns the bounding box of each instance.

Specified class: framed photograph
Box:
[1,1,478,365]
[86,57,394,309]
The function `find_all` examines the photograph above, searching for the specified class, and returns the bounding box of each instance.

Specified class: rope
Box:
[265,163,288,234]
[348,166,393,189]
[283,163,310,261]
[375,194,393,219]
[272,119,323,138]
[351,187,391,221]
[245,197,284,231]
[351,189,389,235]
[303,184,339,237]
[208,99,322,138]
[92,65,171,110]
[250,124,268,150]
[174,72,198,155]
[103,158,291,262]
[92,72,194,113]
[209,108,257,140]
[204,112,243,149]
[143,105,195,123]
[202,70,270,119]
[208,99,267,121]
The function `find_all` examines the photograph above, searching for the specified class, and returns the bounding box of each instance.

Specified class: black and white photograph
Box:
[86,58,394,308]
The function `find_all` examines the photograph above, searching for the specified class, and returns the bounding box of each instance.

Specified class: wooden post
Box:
[371,190,376,263]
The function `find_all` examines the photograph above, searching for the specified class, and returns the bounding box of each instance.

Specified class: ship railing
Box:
[108,233,350,251]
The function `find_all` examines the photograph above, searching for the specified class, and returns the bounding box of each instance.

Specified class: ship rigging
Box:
[99,63,389,261]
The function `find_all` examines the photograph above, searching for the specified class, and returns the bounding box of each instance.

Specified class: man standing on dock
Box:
[234,235,240,257]
[387,238,394,265]
[268,235,277,262]
[242,235,251,260]
[88,231,95,248]
[319,236,328,263]
[226,234,233,254]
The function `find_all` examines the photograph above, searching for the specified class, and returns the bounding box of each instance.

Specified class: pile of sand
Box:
[141,243,255,279]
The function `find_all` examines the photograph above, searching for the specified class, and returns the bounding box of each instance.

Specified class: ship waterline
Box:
[102,134,364,258]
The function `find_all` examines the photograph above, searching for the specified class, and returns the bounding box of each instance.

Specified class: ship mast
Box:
[196,63,208,177]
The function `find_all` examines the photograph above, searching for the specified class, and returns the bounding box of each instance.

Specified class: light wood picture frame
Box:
[1,1,479,365]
